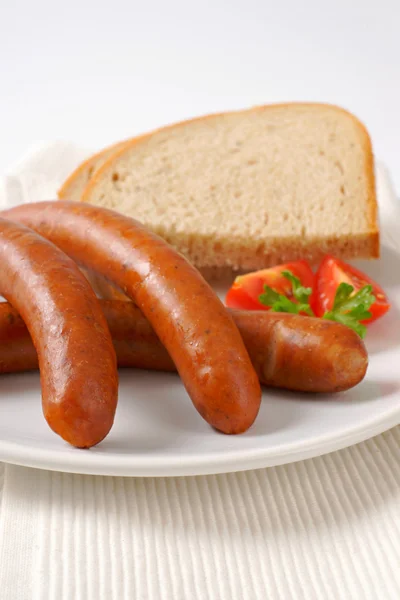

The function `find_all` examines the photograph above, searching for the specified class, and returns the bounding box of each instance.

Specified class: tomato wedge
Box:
[225,260,314,310]
[313,255,390,323]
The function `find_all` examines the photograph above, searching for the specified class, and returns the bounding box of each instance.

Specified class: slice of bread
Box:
[79,103,379,273]
[58,140,128,201]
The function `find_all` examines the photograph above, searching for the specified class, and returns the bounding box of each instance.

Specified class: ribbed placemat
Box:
[0,463,4,508]
[0,428,399,600]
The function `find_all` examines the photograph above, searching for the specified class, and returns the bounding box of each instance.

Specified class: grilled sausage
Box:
[230,309,368,393]
[0,217,118,448]
[0,300,367,393]
[2,202,262,434]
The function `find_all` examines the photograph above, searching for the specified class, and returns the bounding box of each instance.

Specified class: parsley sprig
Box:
[259,271,375,338]
[259,271,314,316]
[322,283,375,338]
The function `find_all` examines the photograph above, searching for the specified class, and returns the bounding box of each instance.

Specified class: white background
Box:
[0,0,399,192]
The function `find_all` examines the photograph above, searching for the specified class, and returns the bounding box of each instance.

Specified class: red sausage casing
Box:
[0,217,118,447]
[0,301,367,393]
[2,202,262,434]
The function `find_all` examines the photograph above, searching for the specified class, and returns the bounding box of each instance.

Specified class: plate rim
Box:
[0,401,399,477]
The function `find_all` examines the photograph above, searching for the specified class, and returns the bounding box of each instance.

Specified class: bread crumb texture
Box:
[84,104,378,271]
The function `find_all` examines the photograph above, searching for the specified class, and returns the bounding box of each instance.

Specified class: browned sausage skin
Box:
[230,309,368,393]
[2,202,262,434]
[0,300,367,393]
[0,218,118,448]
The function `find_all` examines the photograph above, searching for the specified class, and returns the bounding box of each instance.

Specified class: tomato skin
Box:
[225,284,261,310]
[313,255,390,323]
[225,261,314,311]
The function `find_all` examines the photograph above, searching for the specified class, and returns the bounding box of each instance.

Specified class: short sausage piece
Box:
[0,301,367,393]
[0,218,118,448]
[3,202,262,434]
[230,309,368,393]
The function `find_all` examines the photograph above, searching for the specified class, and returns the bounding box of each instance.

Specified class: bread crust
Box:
[58,140,129,200]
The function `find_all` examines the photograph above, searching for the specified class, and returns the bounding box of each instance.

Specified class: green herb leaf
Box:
[281,271,313,304]
[332,283,375,313]
[323,310,368,338]
[258,286,282,307]
[268,294,300,314]
[332,282,353,306]
[323,283,375,338]
[259,271,314,316]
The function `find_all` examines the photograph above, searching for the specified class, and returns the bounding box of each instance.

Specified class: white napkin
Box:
[0,143,399,600]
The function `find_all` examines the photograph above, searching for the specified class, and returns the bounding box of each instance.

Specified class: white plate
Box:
[0,165,399,477]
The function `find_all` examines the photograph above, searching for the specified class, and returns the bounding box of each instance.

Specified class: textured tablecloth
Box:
[0,142,399,600]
